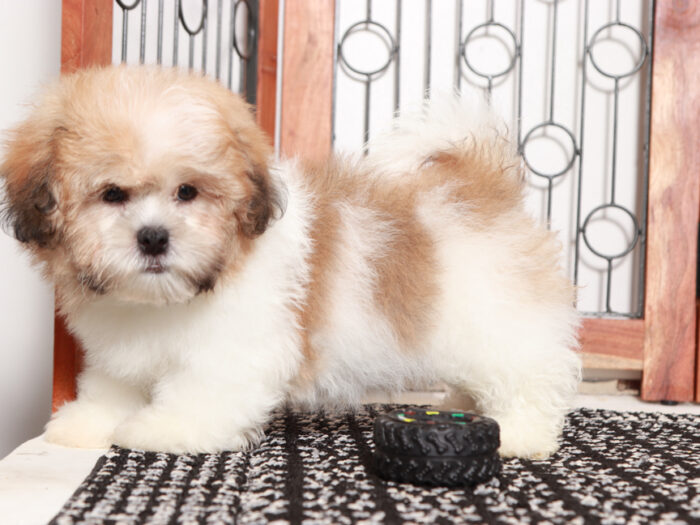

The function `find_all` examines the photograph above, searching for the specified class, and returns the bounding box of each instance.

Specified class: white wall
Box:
[0,0,61,459]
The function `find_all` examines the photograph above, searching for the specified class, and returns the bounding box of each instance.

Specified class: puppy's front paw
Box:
[45,400,121,449]
[112,408,258,454]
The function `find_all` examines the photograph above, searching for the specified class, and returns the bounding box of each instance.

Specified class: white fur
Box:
[46,97,580,458]
[48,166,314,453]
[364,93,512,176]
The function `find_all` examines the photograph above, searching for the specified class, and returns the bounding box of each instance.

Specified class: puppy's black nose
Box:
[137,226,169,256]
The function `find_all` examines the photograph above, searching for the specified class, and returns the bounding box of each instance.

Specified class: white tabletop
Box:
[0,435,106,525]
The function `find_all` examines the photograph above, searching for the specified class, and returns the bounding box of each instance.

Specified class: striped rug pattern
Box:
[51,407,699,524]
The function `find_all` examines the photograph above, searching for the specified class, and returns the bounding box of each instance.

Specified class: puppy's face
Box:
[1,67,281,308]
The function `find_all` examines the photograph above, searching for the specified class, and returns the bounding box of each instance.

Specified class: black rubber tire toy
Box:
[373,407,501,486]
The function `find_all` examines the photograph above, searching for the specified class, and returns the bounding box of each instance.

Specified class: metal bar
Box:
[363,0,372,147]
[547,0,559,229]
[216,0,223,79]
[173,0,180,65]
[237,1,245,95]
[573,0,590,290]
[549,0,559,122]
[364,79,371,151]
[157,0,164,64]
[424,0,431,96]
[245,0,260,103]
[332,0,340,146]
[122,8,129,62]
[606,259,613,313]
[395,0,401,112]
[455,0,462,91]
[516,0,524,147]
[189,35,195,69]
[202,0,209,73]
[547,178,553,226]
[610,78,620,204]
[239,41,245,94]
[139,0,147,64]
[636,0,655,317]
[228,1,235,90]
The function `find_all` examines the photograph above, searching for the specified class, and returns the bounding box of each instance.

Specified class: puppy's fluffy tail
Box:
[364,93,519,177]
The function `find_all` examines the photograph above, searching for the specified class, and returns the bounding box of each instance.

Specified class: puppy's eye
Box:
[177,184,198,202]
[102,186,128,204]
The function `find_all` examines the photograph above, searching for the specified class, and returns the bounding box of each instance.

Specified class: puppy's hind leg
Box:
[435,306,580,459]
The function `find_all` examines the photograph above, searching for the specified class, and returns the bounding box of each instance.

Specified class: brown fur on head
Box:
[1,66,284,312]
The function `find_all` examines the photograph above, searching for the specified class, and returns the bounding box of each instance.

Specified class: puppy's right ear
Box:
[1,120,62,248]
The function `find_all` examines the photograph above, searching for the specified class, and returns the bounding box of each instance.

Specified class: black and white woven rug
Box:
[51,407,699,524]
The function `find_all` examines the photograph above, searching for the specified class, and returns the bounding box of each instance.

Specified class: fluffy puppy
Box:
[1,66,580,458]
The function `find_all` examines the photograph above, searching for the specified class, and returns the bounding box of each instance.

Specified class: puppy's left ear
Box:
[225,106,285,238]
[1,119,62,248]
[238,163,286,238]
[211,83,286,238]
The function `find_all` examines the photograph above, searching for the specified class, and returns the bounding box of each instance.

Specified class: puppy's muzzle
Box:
[137,226,169,256]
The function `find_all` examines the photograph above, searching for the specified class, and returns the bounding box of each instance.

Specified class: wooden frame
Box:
[641,1,700,402]
[279,0,335,160]
[57,0,698,406]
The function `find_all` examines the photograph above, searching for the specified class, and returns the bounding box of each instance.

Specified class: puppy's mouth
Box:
[144,259,167,274]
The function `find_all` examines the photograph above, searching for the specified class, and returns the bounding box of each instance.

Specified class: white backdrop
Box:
[0,0,61,459]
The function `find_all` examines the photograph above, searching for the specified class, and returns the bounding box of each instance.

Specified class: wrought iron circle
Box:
[115,0,141,9]
[179,0,208,36]
[581,203,640,260]
[461,22,518,80]
[521,122,578,179]
[587,22,648,80]
[338,20,397,78]
[233,0,255,60]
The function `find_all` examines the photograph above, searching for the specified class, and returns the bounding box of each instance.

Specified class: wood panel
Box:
[256,0,279,138]
[52,314,82,412]
[642,1,700,401]
[279,0,335,159]
[55,0,113,411]
[61,0,113,73]
[580,318,644,371]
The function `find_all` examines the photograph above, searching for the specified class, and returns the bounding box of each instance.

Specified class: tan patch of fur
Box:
[418,143,574,306]
[297,158,438,370]
[512,218,576,307]
[417,143,526,224]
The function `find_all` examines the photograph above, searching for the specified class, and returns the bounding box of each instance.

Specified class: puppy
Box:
[1,66,580,458]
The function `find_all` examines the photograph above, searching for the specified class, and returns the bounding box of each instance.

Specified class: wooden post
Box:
[279,0,335,159]
[55,0,113,412]
[580,319,644,371]
[61,0,113,74]
[642,1,700,401]
[256,0,279,138]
